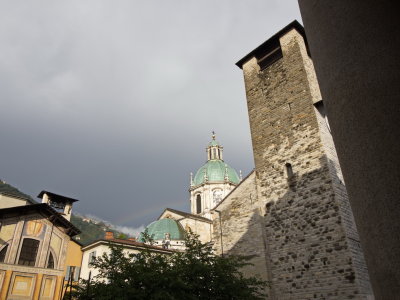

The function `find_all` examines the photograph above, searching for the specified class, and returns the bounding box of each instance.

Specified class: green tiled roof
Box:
[139,219,186,242]
[193,160,240,186]
[0,181,36,203]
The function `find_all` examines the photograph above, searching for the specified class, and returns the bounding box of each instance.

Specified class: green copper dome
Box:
[139,219,186,242]
[193,160,240,186]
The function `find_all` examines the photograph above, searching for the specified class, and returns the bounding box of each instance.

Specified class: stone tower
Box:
[189,133,241,219]
[236,21,372,299]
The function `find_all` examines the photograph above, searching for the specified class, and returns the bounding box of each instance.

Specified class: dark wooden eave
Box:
[37,190,79,203]
[0,203,81,237]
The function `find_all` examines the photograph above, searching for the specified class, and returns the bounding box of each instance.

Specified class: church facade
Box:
[142,21,374,299]
[140,133,240,250]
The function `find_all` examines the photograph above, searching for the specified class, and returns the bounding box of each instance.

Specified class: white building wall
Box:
[81,244,141,281]
[0,195,28,209]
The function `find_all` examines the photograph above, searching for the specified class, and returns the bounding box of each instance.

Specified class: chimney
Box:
[42,193,50,204]
[105,231,114,240]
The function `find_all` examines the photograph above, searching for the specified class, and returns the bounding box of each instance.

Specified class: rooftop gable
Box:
[158,208,212,224]
[0,203,80,237]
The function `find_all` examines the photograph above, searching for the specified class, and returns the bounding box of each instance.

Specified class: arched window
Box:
[196,194,202,214]
[47,252,55,269]
[0,244,8,263]
[212,148,216,159]
[18,238,40,266]
[285,163,294,178]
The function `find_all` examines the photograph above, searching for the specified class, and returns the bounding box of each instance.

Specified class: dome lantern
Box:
[207,131,224,161]
[190,133,241,219]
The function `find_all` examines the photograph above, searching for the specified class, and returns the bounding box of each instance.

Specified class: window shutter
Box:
[73,266,81,282]
[88,251,97,266]
[66,266,71,280]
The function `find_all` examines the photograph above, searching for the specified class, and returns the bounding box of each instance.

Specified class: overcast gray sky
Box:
[0,0,301,233]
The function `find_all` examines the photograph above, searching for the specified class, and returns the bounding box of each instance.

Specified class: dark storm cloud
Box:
[0,0,301,229]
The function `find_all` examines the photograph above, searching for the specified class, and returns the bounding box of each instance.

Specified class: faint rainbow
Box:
[115,199,188,225]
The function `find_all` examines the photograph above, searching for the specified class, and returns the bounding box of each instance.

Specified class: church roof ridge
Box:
[211,169,255,211]
[158,208,212,223]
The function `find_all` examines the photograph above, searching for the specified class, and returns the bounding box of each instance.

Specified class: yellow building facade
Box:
[0,186,80,300]
[61,240,83,298]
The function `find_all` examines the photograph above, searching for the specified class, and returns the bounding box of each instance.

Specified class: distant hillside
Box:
[71,214,128,246]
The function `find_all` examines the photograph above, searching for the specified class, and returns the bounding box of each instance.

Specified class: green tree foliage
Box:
[117,233,128,239]
[72,230,266,300]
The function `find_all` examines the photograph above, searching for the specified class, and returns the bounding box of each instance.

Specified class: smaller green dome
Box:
[139,219,186,242]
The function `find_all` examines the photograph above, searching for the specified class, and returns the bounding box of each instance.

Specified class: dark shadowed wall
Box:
[298,2,400,299]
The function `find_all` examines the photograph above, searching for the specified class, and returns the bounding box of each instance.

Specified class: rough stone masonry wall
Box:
[242,29,371,299]
[211,171,270,285]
